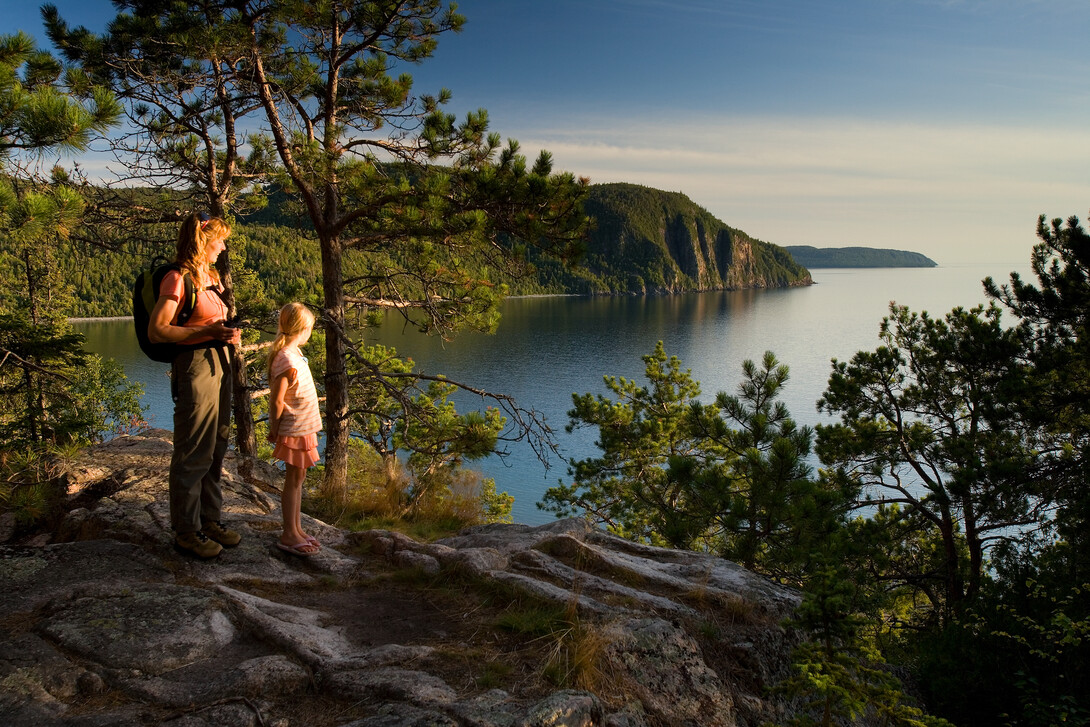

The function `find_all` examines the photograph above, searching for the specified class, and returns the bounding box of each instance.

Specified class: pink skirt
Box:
[273,433,320,469]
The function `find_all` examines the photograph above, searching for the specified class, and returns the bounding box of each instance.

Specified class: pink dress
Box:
[270,347,322,468]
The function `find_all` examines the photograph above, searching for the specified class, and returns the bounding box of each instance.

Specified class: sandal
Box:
[276,540,319,557]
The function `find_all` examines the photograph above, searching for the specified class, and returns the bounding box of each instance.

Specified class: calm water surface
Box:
[76,263,1027,524]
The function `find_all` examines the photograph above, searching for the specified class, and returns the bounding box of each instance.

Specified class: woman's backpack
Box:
[132,260,197,363]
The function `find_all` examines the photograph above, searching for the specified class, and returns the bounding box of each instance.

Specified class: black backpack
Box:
[132,260,198,363]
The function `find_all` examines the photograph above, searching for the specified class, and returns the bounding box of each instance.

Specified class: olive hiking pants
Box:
[169,345,232,534]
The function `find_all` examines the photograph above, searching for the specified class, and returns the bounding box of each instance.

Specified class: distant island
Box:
[785,246,937,268]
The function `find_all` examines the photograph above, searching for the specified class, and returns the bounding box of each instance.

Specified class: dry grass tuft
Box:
[532,599,616,693]
[301,443,510,541]
[678,586,761,626]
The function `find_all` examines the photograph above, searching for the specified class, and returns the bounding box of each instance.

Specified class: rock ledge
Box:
[0,431,802,727]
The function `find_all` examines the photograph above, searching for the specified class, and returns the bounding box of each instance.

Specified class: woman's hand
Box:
[205,321,242,345]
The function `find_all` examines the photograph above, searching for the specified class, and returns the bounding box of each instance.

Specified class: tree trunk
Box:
[320,232,350,503]
[230,348,255,464]
[937,512,965,609]
[383,451,399,489]
[214,255,257,466]
[963,495,983,601]
[22,364,38,443]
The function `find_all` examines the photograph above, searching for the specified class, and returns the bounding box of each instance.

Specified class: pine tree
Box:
[816,303,1048,616]
[985,213,1090,578]
[230,0,591,500]
[0,31,133,448]
[0,30,139,532]
[45,0,277,459]
[542,344,838,580]
[47,2,591,499]
[775,559,953,727]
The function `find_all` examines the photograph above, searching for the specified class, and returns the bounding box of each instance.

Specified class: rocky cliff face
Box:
[0,431,806,727]
[580,184,812,295]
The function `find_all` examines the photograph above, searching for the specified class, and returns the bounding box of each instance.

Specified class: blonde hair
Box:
[267,303,316,380]
[176,213,231,286]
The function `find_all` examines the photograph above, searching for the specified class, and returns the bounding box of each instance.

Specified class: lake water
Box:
[76,262,1029,524]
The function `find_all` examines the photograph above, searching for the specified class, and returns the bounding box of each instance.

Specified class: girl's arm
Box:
[266,367,298,442]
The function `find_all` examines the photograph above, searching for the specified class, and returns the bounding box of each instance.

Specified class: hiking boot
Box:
[174,531,223,559]
[202,521,241,547]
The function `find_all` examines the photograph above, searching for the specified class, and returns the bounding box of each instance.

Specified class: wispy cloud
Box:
[515,115,1090,262]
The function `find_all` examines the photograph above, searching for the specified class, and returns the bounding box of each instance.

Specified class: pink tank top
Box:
[158,270,228,346]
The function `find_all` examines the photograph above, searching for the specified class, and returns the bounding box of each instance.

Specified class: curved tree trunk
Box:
[320,232,349,502]
[937,513,965,609]
[215,255,257,466]
[230,347,256,456]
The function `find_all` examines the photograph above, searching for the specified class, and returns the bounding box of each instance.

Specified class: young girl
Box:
[266,303,323,556]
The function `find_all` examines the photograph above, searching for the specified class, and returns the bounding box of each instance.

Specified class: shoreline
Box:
[69,316,133,323]
[69,282,818,323]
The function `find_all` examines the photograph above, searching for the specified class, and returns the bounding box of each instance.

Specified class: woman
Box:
[148,212,243,558]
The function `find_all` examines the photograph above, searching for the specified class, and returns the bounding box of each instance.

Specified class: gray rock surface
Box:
[0,430,805,726]
[603,618,734,727]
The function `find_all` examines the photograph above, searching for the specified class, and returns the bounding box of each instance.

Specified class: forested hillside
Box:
[60,183,811,318]
[60,223,325,318]
[570,183,811,293]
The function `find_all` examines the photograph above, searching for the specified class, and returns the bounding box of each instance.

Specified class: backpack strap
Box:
[158,265,228,331]
[175,271,198,327]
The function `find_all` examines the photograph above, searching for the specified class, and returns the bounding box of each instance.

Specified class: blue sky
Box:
[5,0,1089,264]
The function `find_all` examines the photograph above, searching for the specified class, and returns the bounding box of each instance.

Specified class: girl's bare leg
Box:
[280,464,317,552]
